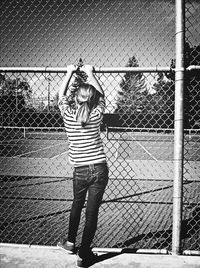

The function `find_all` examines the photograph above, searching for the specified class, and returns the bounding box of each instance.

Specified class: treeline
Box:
[1,42,200,129]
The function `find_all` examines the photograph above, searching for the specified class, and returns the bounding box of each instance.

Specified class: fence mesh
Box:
[182,0,200,252]
[0,0,175,67]
[0,0,200,253]
[0,70,176,250]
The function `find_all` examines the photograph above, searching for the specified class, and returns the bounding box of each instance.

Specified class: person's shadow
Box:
[85,252,122,267]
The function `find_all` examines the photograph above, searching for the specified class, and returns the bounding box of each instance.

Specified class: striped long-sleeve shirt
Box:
[58,95,107,166]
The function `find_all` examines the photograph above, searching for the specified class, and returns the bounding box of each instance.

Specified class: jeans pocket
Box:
[95,164,109,186]
[73,167,89,180]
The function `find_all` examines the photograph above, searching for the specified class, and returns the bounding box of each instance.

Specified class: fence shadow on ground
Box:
[110,206,200,251]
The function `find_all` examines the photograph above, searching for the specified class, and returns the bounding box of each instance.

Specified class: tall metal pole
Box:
[172,0,185,255]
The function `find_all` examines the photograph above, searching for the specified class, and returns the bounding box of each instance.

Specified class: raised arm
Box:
[80,65,104,96]
[58,65,77,99]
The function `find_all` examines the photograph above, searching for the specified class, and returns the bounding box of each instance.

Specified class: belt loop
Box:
[89,164,95,171]
[90,164,94,170]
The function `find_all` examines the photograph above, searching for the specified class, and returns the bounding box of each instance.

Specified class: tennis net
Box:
[1,126,200,142]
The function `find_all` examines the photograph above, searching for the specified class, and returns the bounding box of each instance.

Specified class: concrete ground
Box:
[1,243,200,268]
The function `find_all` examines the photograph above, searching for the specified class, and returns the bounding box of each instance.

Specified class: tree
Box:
[185,43,200,128]
[17,80,32,99]
[113,56,176,128]
[0,75,32,112]
[149,72,175,114]
[115,56,148,115]
[167,42,200,128]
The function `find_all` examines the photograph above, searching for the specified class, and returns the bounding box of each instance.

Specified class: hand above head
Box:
[80,65,94,76]
[80,64,104,96]
[59,65,77,98]
[66,64,77,74]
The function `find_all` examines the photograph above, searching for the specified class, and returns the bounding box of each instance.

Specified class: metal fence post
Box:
[172,0,185,255]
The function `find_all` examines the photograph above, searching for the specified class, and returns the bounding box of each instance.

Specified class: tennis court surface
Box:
[0,127,200,252]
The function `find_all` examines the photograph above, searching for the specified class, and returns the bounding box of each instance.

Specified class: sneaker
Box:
[57,238,74,254]
[77,251,98,268]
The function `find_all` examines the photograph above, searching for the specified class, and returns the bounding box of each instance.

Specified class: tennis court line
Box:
[136,140,158,161]
[13,143,66,158]
[51,151,68,159]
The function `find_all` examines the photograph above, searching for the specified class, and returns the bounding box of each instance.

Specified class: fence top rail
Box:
[187,65,200,71]
[0,65,199,73]
[0,66,171,73]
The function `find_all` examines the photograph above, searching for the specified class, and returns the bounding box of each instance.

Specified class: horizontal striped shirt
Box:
[58,95,107,166]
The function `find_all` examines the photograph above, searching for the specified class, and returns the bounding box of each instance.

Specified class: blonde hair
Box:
[75,83,100,127]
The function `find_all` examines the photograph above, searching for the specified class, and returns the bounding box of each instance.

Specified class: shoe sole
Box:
[57,244,74,254]
[76,257,84,268]
[76,264,85,268]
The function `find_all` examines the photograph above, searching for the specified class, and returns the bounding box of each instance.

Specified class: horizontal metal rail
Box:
[187,65,200,71]
[0,66,170,73]
[0,65,199,73]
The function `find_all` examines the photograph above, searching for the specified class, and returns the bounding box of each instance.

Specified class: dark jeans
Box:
[68,162,109,256]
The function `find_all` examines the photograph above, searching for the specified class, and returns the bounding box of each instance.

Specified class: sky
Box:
[0,0,200,111]
[1,0,199,67]
[1,0,177,67]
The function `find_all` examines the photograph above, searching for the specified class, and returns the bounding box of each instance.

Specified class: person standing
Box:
[57,64,109,267]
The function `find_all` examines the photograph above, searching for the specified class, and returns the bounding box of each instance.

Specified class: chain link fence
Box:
[182,0,200,253]
[0,0,199,254]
